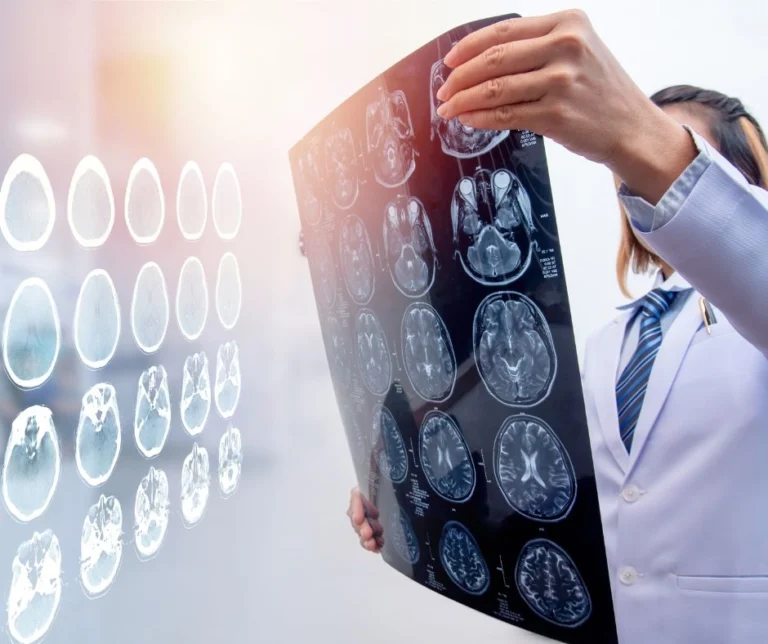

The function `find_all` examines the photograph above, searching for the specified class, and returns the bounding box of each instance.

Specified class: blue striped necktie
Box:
[616,288,677,453]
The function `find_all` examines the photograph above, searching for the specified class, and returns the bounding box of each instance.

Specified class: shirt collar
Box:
[616,270,692,311]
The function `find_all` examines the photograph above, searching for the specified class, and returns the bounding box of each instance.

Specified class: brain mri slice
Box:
[134,365,171,459]
[439,521,490,595]
[339,214,375,305]
[67,155,115,247]
[473,291,557,406]
[216,252,242,330]
[365,87,416,188]
[354,309,391,396]
[124,157,165,244]
[212,162,242,240]
[2,406,60,523]
[176,160,207,240]
[3,278,60,389]
[134,466,170,561]
[516,539,592,627]
[419,411,475,503]
[383,196,437,298]
[215,341,241,419]
[430,58,510,158]
[0,153,55,252]
[402,302,456,402]
[74,269,121,369]
[388,507,420,564]
[494,414,576,522]
[181,443,211,527]
[324,316,352,389]
[175,256,209,341]
[130,262,169,353]
[75,383,121,487]
[324,127,359,210]
[218,425,243,498]
[307,236,337,308]
[295,137,325,226]
[79,495,123,598]
[451,168,535,285]
[181,351,211,435]
[7,530,62,644]
[370,404,408,483]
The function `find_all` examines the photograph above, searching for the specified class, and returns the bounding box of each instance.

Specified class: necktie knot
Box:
[641,288,676,322]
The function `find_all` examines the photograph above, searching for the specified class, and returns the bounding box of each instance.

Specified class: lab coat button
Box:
[622,485,640,503]
[619,567,638,585]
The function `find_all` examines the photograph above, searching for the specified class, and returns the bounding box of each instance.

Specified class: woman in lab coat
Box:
[346,9,768,643]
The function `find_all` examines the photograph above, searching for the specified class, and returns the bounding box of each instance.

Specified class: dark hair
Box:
[616,84,768,297]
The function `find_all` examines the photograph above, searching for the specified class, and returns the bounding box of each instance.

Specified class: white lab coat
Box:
[582,134,768,643]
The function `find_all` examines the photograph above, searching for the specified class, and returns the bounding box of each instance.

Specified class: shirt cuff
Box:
[617,125,713,233]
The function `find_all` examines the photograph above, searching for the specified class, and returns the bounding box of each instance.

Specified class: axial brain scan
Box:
[2,406,60,523]
[7,530,62,644]
[371,404,408,483]
[134,466,170,561]
[324,316,352,390]
[308,236,337,308]
[0,154,55,252]
[419,411,475,503]
[212,162,242,240]
[215,341,241,419]
[181,351,211,435]
[365,87,416,188]
[388,507,420,564]
[176,161,207,240]
[339,214,375,305]
[401,302,456,402]
[354,309,391,395]
[295,137,325,226]
[124,157,165,244]
[181,442,210,527]
[495,415,576,521]
[473,292,556,406]
[75,383,121,487]
[439,521,490,595]
[79,494,123,598]
[324,127,359,210]
[516,539,592,627]
[134,365,171,459]
[74,269,121,369]
[216,252,242,330]
[67,155,114,248]
[383,196,437,298]
[3,277,60,389]
[218,425,243,498]
[130,262,169,353]
[451,168,535,285]
[175,256,209,341]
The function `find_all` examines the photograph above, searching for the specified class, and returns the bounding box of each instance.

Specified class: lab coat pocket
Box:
[677,574,768,593]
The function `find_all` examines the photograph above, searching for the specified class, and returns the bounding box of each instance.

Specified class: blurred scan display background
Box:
[0,1,765,643]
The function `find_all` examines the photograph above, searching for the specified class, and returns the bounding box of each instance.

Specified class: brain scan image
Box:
[216,252,242,330]
[324,316,352,389]
[439,521,490,595]
[402,302,456,402]
[130,262,169,353]
[388,507,420,564]
[370,404,408,483]
[295,138,325,226]
[307,236,337,308]
[430,59,509,158]
[212,162,242,240]
[7,530,62,644]
[3,278,60,389]
[124,157,165,244]
[339,214,374,305]
[79,495,123,598]
[451,168,535,285]
[134,466,170,561]
[75,383,121,487]
[365,87,416,188]
[473,292,556,406]
[0,154,55,252]
[181,443,210,528]
[181,351,211,436]
[419,411,475,503]
[383,196,437,298]
[176,161,207,240]
[214,341,241,419]
[67,155,115,247]
[494,415,576,522]
[342,409,367,468]
[175,256,209,341]
[74,269,121,369]
[516,539,592,627]
[2,406,60,523]
[324,128,359,210]
[134,365,171,459]
[218,425,243,498]
[354,309,391,395]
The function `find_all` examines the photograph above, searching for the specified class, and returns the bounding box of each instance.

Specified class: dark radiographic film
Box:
[289,13,618,644]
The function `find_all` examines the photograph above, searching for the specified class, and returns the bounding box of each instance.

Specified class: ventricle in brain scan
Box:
[324,127,359,210]
[419,411,475,503]
[430,58,510,158]
[134,466,170,560]
[181,442,210,527]
[215,341,241,419]
[339,215,375,305]
[181,351,211,435]
[75,383,121,487]
[452,168,535,285]
[365,88,416,188]
[473,291,556,406]
[354,309,391,395]
[79,494,123,598]
[134,365,171,459]
[383,196,437,297]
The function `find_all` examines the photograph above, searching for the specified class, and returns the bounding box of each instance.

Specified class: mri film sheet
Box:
[289,13,616,644]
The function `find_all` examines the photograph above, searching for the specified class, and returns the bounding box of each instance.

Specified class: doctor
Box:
[346,9,768,643]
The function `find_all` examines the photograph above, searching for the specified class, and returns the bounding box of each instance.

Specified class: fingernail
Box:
[437,104,448,118]
[444,47,456,67]
[436,85,448,101]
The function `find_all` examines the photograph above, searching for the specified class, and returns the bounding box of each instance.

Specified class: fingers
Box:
[455,101,545,135]
[348,487,366,528]
[359,518,383,542]
[361,495,380,521]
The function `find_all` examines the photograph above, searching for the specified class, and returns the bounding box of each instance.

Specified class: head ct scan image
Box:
[290,13,618,644]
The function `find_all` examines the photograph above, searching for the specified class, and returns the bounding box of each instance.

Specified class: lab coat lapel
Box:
[626,293,702,474]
